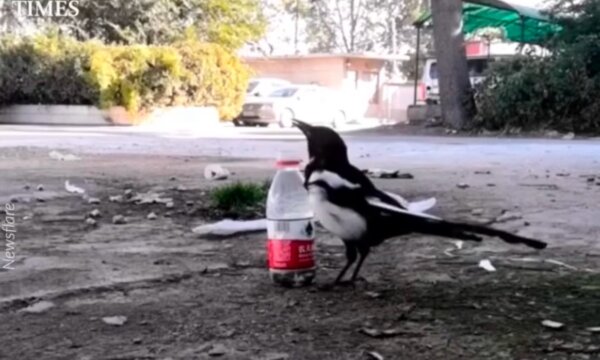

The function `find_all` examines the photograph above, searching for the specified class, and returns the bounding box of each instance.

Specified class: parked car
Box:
[246,77,290,97]
[234,84,350,128]
[421,56,499,104]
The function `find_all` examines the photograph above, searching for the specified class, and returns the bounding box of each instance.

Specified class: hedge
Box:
[0,34,250,120]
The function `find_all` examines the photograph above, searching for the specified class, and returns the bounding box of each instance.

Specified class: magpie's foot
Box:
[335,280,356,288]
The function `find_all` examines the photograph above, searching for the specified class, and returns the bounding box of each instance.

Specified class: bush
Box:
[0,34,250,120]
[473,0,600,134]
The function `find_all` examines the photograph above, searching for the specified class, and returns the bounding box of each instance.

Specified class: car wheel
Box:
[233,119,244,127]
[331,111,346,129]
[279,109,294,128]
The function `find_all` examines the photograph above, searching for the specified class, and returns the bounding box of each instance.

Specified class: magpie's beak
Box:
[292,119,312,138]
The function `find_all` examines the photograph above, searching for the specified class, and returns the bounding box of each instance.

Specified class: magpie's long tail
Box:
[381,212,547,249]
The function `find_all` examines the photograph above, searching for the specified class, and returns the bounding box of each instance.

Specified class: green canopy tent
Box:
[411,0,562,104]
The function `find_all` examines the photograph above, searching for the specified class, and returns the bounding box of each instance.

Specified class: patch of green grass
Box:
[210,181,269,213]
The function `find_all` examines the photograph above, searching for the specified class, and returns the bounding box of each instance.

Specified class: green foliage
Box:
[210,181,269,212]
[41,0,266,49]
[0,34,250,119]
[474,0,600,134]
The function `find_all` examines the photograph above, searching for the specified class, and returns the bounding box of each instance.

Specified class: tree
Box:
[430,0,475,129]
[41,0,265,48]
[301,0,422,54]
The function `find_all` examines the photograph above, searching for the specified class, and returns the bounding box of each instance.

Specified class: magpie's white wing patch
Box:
[383,191,436,213]
[308,187,367,241]
[308,170,361,189]
[367,198,441,220]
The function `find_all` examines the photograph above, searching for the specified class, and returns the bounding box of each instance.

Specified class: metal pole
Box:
[413,25,421,105]
[520,15,525,51]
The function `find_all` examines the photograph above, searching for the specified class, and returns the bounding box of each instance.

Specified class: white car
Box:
[421,56,499,104]
[234,84,350,128]
[246,77,290,97]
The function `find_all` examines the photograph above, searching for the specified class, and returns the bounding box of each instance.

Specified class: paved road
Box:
[1,124,599,171]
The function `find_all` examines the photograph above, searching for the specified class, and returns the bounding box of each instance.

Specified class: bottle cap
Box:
[275,152,302,169]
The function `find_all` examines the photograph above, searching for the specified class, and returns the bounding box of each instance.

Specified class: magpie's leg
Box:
[350,245,370,283]
[334,241,357,284]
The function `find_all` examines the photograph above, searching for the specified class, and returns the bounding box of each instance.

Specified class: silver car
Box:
[234,84,349,128]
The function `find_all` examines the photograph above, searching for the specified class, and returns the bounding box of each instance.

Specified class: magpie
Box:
[293,120,547,285]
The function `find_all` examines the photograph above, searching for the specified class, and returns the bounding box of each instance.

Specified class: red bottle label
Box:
[267,239,315,270]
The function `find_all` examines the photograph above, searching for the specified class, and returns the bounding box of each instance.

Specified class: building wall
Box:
[244,57,346,90]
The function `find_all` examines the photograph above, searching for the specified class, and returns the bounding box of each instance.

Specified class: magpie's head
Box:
[293,119,348,164]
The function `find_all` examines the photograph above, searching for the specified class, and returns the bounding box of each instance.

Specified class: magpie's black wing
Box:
[332,164,410,210]
[370,197,547,249]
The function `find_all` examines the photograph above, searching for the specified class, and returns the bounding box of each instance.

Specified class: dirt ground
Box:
[0,147,599,360]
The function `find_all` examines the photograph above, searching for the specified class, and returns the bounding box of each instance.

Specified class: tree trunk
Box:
[430,0,475,129]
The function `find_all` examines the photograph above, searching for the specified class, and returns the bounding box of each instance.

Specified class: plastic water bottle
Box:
[266,157,315,287]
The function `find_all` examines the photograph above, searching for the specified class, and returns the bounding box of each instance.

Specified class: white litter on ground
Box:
[204,164,231,181]
[478,259,497,272]
[541,320,564,329]
[49,150,80,161]
[102,316,128,326]
[192,219,267,236]
[65,180,85,194]
[19,301,55,314]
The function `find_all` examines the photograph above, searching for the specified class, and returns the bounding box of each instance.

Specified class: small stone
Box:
[208,344,228,357]
[112,215,127,225]
[9,197,19,203]
[147,212,158,220]
[364,291,382,299]
[471,208,484,216]
[495,211,523,223]
[186,201,194,207]
[102,316,127,326]
[133,337,143,345]
[176,185,187,191]
[36,197,45,203]
[109,195,123,203]
[85,218,97,226]
[562,132,575,140]
[24,184,31,190]
[169,176,177,181]
[261,353,289,360]
[474,170,491,175]
[587,177,596,183]
[586,326,600,333]
[166,202,175,209]
[486,183,496,187]
[36,184,44,191]
[456,183,469,189]
[124,189,133,198]
[89,209,101,218]
[88,197,101,205]
[556,173,570,177]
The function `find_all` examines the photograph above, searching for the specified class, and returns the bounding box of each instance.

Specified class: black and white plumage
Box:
[293,120,547,285]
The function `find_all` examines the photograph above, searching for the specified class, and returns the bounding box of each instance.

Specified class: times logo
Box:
[9,0,80,18]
